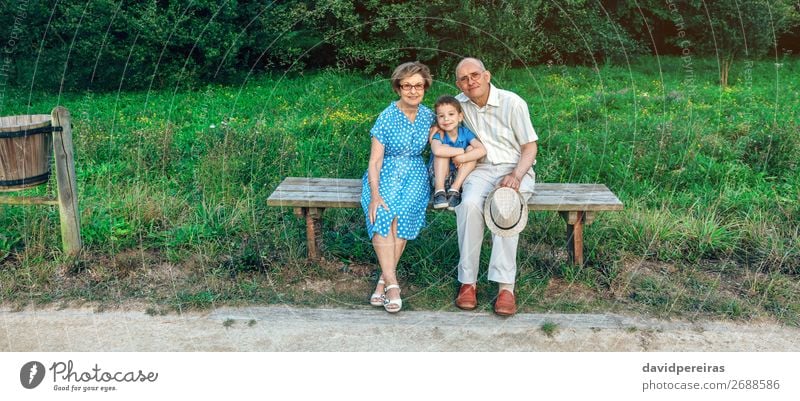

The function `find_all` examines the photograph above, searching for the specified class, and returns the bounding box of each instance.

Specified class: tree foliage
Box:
[674,0,798,86]
[606,0,800,86]
[0,0,797,91]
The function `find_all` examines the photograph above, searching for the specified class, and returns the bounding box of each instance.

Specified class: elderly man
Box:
[453,57,538,316]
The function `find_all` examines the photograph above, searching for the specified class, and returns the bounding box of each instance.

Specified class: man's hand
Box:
[499,173,521,190]
[500,141,536,190]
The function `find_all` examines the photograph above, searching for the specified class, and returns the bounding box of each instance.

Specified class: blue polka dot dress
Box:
[361,101,434,240]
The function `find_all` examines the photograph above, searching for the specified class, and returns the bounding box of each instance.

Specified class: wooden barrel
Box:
[0,114,54,191]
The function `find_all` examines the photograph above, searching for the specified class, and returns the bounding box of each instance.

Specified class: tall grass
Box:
[0,57,797,322]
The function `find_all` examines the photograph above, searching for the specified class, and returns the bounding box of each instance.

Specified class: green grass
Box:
[0,56,798,324]
[541,321,559,338]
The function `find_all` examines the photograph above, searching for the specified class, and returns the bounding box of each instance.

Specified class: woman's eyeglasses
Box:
[399,83,425,92]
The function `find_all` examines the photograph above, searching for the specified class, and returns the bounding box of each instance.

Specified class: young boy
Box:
[429,95,487,210]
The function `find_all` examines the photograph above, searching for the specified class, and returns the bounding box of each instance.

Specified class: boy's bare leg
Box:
[433,156,450,193]
[451,160,477,191]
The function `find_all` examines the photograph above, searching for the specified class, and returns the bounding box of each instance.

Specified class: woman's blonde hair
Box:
[391,62,432,91]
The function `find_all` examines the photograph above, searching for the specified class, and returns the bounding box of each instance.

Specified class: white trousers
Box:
[455,164,535,284]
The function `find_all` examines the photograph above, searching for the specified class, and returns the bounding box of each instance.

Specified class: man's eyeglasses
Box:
[458,71,484,84]
[399,83,425,92]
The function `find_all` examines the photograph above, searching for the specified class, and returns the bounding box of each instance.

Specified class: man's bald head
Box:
[455,57,491,106]
[456,57,486,77]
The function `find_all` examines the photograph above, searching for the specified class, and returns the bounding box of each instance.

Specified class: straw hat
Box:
[484,187,528,237]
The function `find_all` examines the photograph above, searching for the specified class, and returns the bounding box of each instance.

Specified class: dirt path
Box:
[2,305,798,351]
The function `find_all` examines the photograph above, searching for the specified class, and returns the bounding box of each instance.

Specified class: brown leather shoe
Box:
[455,284,477,310]
[494,290,517,316]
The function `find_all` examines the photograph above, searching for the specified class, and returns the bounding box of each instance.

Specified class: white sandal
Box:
[369,279,386,306]
[383,284,402,313]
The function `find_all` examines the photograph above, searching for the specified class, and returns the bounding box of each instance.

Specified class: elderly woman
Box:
[361,61,434,313]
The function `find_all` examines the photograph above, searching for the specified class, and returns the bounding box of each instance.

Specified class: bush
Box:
[0,1,797,91]
[0,0,329,91]
[318,0,645,73]
[0,0,647,91]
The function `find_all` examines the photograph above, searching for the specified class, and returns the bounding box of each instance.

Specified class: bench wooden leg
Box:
[294,207,324,260]
[560,211,585,266]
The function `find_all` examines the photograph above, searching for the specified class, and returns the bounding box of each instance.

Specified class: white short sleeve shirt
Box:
[456,84,538,165]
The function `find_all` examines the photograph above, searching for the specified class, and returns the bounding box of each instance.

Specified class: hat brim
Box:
[484,187,529,237]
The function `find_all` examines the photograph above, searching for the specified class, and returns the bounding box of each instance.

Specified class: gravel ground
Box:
[2,305,799,351]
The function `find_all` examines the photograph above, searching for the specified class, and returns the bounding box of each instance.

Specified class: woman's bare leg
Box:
[371,218,403,311]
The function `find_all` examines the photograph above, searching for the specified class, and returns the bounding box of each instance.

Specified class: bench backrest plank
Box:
[267,177,623,211]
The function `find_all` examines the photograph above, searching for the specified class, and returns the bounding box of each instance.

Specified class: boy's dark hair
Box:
[434,95,462,114]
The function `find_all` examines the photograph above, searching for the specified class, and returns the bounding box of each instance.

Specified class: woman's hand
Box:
[428,125,440,141]
[368,195,389,224]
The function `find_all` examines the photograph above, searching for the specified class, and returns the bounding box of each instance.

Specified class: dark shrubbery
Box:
[1,0,329,91]
[0,1,798,91]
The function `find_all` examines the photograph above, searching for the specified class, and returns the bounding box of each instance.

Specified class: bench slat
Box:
[282,177,362,187]
[269,184,362,194]
[278,178,614,194]
[277,180,614,193]
[268,192,361,208]
[267,177,623,211]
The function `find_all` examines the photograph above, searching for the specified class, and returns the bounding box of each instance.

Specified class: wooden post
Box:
[294,207,324,260]
[561,211,585,266]
[572,211,584,266]
[50,107,81,256]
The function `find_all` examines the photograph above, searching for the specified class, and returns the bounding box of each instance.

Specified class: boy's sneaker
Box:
[433,190,448,209]
[447,189,461,211]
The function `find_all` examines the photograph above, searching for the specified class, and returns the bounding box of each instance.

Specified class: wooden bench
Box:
[267,177,623,265]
